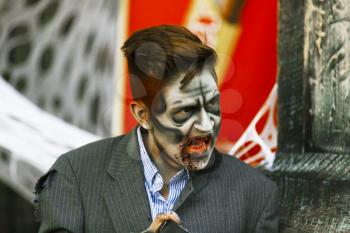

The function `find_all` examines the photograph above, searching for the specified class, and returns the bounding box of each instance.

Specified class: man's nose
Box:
[194,108,214,132]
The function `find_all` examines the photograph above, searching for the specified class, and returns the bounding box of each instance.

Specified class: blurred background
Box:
[0,0,277,232]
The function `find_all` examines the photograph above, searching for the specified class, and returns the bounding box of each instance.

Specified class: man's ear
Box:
[130,101,152,130]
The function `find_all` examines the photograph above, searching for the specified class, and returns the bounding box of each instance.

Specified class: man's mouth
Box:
[184,134,212,156]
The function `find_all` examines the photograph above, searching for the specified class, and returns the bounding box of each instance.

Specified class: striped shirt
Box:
[137,127,189,220]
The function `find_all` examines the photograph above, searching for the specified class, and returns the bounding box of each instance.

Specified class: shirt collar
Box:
[137,127,189,190]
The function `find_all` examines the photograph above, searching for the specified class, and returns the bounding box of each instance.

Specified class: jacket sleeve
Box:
[254,184,280,233]
[35,155,84,233]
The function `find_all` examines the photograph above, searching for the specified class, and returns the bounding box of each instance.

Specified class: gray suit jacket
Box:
[35,128,279,233]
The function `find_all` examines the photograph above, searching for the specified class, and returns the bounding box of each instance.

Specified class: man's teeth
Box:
[189,141,206,148]
[187,140,208,153]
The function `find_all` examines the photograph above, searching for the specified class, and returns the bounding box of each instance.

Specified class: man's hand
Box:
[141,211,181,233]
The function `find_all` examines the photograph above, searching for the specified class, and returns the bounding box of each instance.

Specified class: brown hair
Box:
[121,25,217,106]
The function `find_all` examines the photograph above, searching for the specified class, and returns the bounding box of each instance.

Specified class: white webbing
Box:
[228,84,278,169]
[0,76,100,201]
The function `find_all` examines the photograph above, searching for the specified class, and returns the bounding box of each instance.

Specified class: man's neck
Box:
[142,129,181,185]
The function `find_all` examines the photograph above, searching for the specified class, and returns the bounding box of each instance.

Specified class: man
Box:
[35,25,279,233]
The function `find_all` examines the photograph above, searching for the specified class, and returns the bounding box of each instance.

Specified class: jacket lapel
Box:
[104,129,151,232]
[103,127,222,231]
[173,149,221,211]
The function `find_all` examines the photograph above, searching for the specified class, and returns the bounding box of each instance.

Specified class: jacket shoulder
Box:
[212,151,278,224]
[51,135,125,174]
[214,150,277,191]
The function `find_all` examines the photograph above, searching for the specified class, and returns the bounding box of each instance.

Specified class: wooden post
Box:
[271,0,350,231]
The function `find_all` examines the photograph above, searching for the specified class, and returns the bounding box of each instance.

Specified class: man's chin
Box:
[184,160,209,171]
[182,150,213,171]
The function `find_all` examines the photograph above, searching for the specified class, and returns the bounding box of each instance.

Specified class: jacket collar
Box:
[107,127,142,179]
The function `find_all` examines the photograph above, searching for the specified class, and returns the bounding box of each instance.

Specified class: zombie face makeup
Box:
[147,68,221,172]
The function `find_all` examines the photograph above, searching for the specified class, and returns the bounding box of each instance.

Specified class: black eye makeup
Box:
[171,106,196,124]
[205,95,220,115]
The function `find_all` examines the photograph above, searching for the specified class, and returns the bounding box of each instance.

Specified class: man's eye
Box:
[172,107,193,124]
[206,97,220,114]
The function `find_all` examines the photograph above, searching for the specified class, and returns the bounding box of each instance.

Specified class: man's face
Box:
[148,68,221,171]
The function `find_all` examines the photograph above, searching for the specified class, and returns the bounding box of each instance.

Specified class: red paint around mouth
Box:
[185,135,212,155]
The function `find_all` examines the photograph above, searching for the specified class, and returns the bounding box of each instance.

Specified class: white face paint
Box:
[148,68,221,171]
